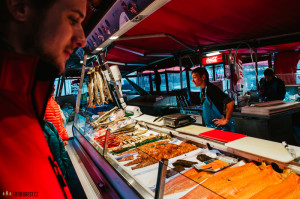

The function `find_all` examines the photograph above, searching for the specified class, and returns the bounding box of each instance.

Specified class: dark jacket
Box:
[44,120,69,177]
[259,77,286,101]
[0,49,72,198]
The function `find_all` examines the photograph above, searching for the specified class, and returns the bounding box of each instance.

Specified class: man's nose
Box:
[73,26,86,48]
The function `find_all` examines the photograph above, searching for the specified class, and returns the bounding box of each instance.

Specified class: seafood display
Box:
[82,106,300,198]
[90,107,123,129]
[87,65,113,108]
[117,141,198,170]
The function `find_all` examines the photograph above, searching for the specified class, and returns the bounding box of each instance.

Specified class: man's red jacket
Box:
[0,50,72,198]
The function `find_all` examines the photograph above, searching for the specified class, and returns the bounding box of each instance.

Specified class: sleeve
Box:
[208,83,232,105]
[54,101,69,140]
[49,122,68,177]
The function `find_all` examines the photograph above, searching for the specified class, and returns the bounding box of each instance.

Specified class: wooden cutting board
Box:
[199,130,246,143]
[225,137,294,163]
[175,125,214,136]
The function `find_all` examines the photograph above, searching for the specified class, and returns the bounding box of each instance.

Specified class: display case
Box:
[73,107,300,199]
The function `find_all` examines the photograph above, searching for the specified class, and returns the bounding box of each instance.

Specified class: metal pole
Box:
[165,71,169,93]
[55,76,61,100]
[254,49,259,89]
[75,54,87,113]
[179,57,183,89]
[154,159,168,199]
[58,73,65,104]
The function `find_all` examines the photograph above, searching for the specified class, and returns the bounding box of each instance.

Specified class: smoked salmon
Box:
[164,168,212,195]
[181,163,260,199]
[221,165,282,198]
[251,172,300,199]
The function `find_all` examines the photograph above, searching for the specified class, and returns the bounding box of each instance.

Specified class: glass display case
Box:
[72,106,300,199]
[73,107,246,198]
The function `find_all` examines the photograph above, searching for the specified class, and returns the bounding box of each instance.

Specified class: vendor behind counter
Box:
[191,67,235,132]
[258,68,286,102]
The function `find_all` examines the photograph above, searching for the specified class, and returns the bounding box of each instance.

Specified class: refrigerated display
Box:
[215,64,225,81]
[73,106,300,199]
[205,65,214,82]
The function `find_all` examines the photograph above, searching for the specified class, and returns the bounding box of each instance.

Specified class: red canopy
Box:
[101,0,300,71]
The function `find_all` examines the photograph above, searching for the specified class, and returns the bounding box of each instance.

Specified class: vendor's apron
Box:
[201,88,235,132]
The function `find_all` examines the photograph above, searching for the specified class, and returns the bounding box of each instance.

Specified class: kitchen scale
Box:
[163,113,192,128]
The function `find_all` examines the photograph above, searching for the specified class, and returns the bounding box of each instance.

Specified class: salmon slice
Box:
[202,162,260,190]
[222,165,282,199]
[180,184,223,199]
[251,172,300,199]
[164,168,212,195]
[201,160,228,170]
[181,163,260,199]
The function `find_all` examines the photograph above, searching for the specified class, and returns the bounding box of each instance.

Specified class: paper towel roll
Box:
[125,106,142,116]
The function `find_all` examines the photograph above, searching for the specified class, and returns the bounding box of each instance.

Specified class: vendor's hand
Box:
[63,141,68,146]
[212,116,229,126]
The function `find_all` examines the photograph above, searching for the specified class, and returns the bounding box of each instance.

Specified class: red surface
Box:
[199,129,246,143]
[104,0,300,68]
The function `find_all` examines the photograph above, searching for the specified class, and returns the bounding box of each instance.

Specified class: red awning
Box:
[103,0,300,71]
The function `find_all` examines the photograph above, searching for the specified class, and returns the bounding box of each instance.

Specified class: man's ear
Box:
[6,0,31,22]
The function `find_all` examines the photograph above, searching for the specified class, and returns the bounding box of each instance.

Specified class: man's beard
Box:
[22,13,65,81]
[26,31,65,81]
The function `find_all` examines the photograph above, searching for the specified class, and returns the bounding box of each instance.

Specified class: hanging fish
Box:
[96,71,106,104]
[101,69,113,102]
[93,72,101,105]
[87,74,94,108]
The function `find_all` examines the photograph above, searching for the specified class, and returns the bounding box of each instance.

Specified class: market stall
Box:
[68,0,300,198]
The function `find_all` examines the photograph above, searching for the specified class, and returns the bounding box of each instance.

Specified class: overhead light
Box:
[206,51,221,57]
[109,36,119,40]
[96,47,103,51]
[80,60,83,64]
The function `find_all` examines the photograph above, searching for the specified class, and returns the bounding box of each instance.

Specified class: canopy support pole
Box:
[75,54,87,113]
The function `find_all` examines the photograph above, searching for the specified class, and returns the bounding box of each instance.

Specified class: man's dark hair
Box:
[0,0,56,22]
[264,68,275,77]
[192,67,209,83]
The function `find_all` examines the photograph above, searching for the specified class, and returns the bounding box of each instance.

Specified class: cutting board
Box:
[199,130,246,143]
[241,101,300,115]
[175,125,214,136]
[133,114,164,126]
[225,137,294,163]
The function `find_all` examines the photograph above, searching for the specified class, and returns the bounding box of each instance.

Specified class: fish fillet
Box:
[201,160,228,170]
[251,172,300,199]
[181,163,260,199]
[222,165,282,199]
[164,168,212,195]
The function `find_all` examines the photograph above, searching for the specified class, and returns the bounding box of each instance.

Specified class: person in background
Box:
[0,0,86,197]
[45,86,69,145]
[259,68,286,101]
[43,119,69,178]
[192,67,235,132]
